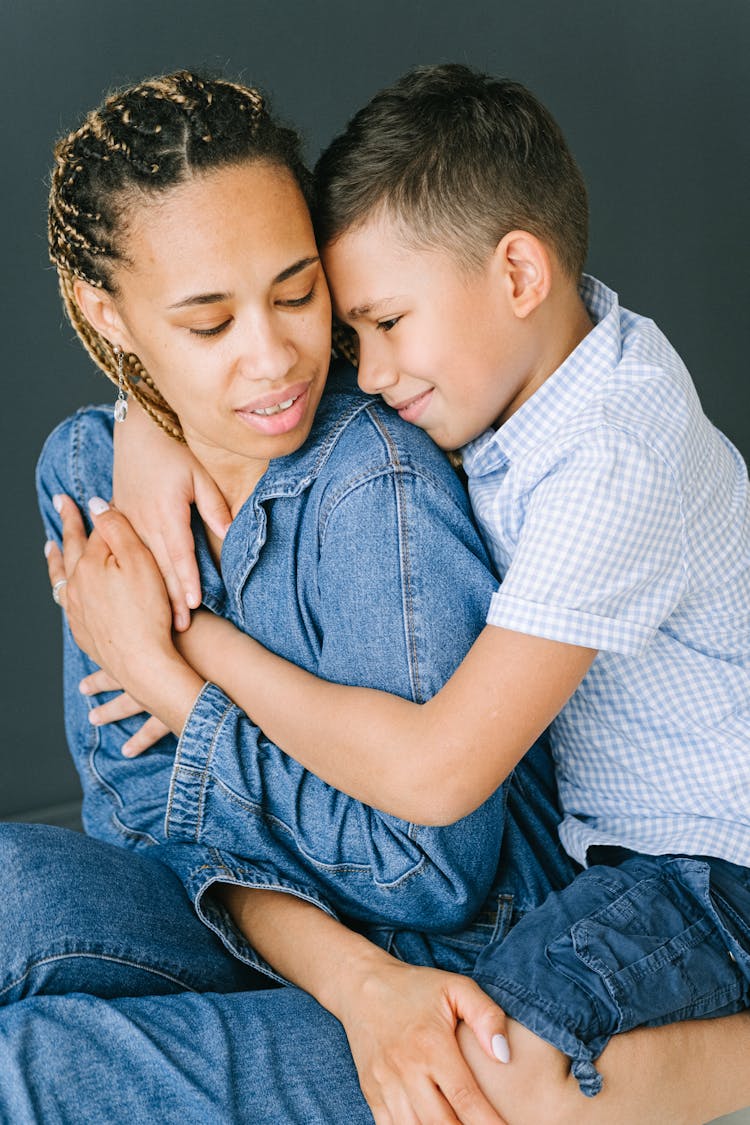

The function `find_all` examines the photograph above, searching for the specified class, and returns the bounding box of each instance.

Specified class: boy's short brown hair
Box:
[314,63,588,279]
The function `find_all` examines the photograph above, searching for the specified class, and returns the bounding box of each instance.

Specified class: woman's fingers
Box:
[122,716,170,758]
[88,692,146,726]
[79,669,122,695]
[89,497,193,630]
[45,540,68,607]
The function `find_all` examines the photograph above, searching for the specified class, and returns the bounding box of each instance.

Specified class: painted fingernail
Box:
[88,496,110,515]
[492,1034,510,1063]
[53,495,64,513]
[44,540,55,558]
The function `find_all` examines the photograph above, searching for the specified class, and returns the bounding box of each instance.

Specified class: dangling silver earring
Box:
[113,345,128,423]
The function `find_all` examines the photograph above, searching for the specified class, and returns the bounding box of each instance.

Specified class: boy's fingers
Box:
[162,499,203,611]
[194,473,232,541]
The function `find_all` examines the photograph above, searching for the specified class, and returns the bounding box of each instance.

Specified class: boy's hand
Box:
[334,959,510,1124]
[80,669,171,757]
[113,400,231,632]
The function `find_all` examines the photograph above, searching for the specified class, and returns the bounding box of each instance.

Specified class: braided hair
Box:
[49,71,313,439]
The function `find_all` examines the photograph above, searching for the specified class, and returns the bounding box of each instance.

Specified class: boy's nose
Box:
[357,340,398,395]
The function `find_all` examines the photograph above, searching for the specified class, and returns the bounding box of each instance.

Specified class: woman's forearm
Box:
[215,884,396,1018]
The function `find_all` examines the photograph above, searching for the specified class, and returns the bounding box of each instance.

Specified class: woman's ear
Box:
[493,230,552,318]
[73,279,130,349]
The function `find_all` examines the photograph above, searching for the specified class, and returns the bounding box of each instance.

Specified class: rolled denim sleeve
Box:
[166,457,507,935]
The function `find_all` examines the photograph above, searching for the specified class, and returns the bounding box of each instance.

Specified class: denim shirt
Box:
[38,362,576,981]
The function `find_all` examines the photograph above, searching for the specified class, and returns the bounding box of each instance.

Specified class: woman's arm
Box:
[217,885,509,1125]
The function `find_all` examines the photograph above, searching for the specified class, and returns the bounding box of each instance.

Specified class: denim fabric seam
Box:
[191,872,343,986]
[206,775,430,886]
[0,952,204,1000]
[166,682,229,841]
[474,972,608,1070]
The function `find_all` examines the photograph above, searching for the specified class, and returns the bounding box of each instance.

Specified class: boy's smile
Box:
[323,212,553,450]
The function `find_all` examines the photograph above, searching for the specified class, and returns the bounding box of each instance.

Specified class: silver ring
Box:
[52,579,68,606]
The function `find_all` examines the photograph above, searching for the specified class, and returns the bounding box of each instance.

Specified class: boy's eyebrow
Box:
[167,257,320,309]
[347,296,402,320]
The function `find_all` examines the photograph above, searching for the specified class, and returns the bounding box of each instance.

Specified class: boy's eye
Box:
[189,319,231,338]
[377,316,401,333]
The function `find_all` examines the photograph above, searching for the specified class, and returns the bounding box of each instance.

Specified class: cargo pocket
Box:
[546,864,746,1033]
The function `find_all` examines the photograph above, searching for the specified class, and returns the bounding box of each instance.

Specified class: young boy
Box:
[96,64,750,1097]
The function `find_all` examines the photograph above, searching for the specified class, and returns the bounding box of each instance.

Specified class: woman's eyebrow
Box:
[167,257,320,309]
[273,256,320,284]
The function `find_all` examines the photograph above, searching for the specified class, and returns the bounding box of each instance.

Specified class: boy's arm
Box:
[113,399,231,630]
[174,432,684,826]
[178,615,594,824]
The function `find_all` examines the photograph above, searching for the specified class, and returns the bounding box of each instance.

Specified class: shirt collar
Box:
[462,275,622,478]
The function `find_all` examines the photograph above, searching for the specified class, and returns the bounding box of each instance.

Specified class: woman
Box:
[7,70,749,1124]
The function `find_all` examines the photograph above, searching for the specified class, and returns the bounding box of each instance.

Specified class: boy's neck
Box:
[497,286,594,427]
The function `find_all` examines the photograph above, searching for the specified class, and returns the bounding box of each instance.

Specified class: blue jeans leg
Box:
[0,823,265,1002]
[0,987,372,1125]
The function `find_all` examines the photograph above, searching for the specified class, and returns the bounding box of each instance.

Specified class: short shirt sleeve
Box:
[487,429,686,654]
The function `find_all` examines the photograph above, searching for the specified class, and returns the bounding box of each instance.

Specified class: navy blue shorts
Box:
[473,850,750,1096]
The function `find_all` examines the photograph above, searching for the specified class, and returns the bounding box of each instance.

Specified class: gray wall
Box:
[2,0,748,819]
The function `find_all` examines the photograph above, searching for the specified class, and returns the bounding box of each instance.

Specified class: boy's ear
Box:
[493,231,552,318]
[73,279,132,351]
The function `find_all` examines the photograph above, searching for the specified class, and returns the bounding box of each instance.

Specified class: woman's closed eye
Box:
[278,285,317,309]
[189,319,232,338]
[377,316,401,333]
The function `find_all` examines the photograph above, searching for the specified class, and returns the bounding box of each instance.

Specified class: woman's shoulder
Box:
[316,361,465,498]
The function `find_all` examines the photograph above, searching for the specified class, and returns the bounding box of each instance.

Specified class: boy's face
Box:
[323,213,541,450]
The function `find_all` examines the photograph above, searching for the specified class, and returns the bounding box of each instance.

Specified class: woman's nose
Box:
[236,315,296,383]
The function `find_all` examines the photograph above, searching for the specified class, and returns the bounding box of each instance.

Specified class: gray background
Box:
[2,0,749,824]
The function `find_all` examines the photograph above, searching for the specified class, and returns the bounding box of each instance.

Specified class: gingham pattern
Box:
[463,276,750,866]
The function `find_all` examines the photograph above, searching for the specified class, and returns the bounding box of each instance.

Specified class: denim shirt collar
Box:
[462,275,622,479]
[195,360,370,614]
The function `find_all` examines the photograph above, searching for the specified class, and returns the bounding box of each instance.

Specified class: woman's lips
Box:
[235,383,311,436]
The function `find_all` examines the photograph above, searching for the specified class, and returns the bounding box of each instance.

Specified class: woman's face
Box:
[105,161,331,497]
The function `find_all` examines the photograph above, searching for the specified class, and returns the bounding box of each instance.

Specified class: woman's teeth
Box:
[251,396,297,416]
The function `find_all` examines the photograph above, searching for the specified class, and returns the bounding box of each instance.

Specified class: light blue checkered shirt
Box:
[463,275,750,867]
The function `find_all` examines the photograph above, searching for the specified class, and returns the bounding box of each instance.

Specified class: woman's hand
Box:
[80,669,171,757]
[113,400,231,632]
[45,494,204,733]
[332,958,510,1125]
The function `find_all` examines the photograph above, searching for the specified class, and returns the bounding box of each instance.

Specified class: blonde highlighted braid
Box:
[49,71,312,440]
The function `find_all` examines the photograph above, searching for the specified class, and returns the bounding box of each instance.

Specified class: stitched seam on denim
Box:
[166,680,215,834]
[167,687,232,841]
[254,392,372,501]
[206,777,426,885]
[0,953,201,1000]
[475,973,603,1051]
